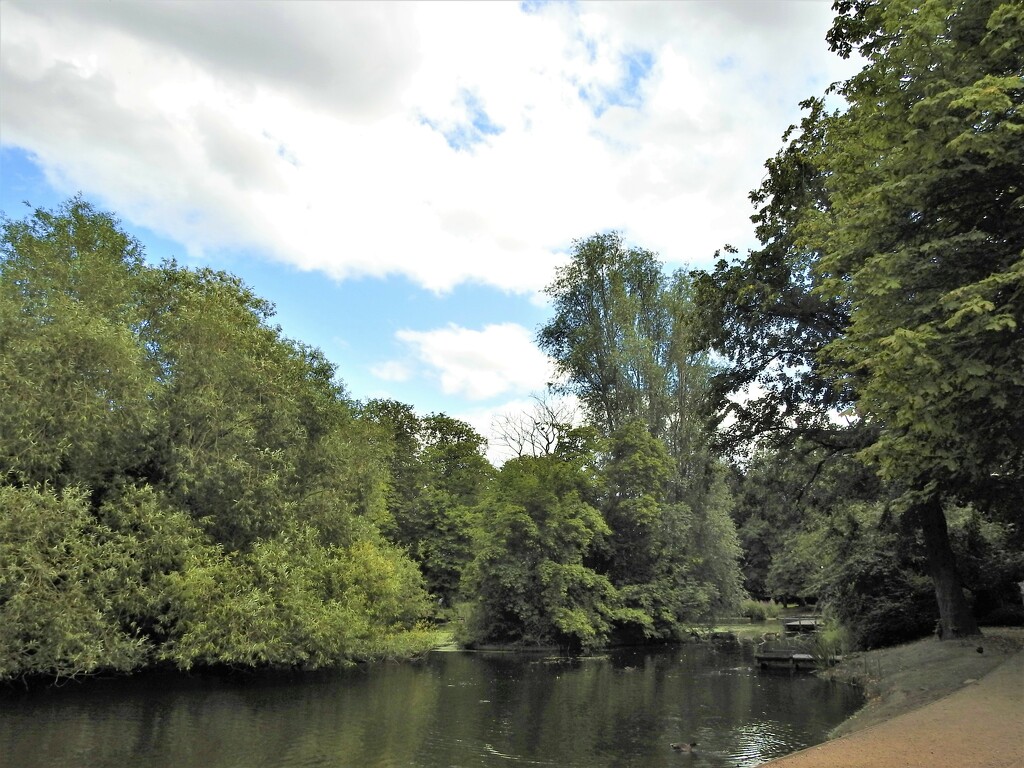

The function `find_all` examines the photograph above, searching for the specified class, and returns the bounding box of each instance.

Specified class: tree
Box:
[361,401,494,604]
[538,232,672,436]
[491,394,579,459]
[460,452,617,651]
[538,233,745,632]
[695,0,1023,640]
[806,0,1024,637]
[691,99,860,458]
[0,198,436,679]
[0,197,155,492]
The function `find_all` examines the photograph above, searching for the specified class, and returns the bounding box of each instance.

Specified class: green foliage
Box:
[538,232,672,435]
[0,199,433,681]
[812,0,1024,500]
[0,198,155,490]
[740,599,781,622]
[946,505,1024,624]
[536,234,745,640]
[460,454,617,651]
[0,485,148,680]
[160,526,429,669]
[361,401,494,604]
[693,0,1024,641]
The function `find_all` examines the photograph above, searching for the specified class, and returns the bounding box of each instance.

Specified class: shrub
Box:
[740,598,780,622]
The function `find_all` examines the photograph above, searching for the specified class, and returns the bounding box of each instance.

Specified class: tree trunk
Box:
[917,494,980,639]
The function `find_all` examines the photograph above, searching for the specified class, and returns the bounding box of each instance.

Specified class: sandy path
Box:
[764,649,1024,768]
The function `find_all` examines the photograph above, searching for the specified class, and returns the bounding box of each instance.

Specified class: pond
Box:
[2,643,862,768]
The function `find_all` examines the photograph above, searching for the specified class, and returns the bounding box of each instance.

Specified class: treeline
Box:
[5,0,1021,682]
[0,202,743,683]
[0,201,435,680]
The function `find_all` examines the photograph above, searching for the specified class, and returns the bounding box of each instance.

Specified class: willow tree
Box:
[538,232,672,436]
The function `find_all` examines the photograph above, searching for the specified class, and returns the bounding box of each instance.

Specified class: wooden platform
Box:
[754,649,819,671]
[782,618,822,634]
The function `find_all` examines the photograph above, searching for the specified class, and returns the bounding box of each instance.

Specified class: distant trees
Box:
[361,400,494,606]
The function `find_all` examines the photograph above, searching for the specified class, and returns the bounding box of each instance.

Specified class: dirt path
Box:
[763,647,1024,767]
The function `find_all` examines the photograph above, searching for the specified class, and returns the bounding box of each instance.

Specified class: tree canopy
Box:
[0,199,434,681]
[694,0,1024,639]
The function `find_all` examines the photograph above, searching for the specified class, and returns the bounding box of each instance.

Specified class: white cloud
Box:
[396,322,556,401]
[0,0,862,293]
[369,360,411,383]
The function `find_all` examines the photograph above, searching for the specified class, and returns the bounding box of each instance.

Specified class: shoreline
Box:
[762,627,1024,767]
[819,626,1024,738]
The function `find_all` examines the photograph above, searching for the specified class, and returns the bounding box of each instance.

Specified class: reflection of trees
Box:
[4,648,861,766]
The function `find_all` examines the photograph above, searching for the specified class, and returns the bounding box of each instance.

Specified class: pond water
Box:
[2,644,862,768]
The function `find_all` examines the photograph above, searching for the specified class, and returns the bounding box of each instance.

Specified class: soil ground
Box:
[762,627,1024,767]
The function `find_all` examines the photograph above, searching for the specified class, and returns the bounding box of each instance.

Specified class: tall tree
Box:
[539,232,744,629]
[807,0,1024,637]
[538,232,672,436]
[695,0,1023,639]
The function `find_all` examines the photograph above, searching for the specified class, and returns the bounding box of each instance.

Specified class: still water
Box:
[2,644,861,768]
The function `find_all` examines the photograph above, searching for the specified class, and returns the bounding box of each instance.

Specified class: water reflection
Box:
[1,644,861,768]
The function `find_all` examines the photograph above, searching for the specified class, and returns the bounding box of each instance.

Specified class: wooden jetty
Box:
[754,648,819,671]
[782,617,822,635]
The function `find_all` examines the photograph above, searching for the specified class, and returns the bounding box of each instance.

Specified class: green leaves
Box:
[0,199,435,680]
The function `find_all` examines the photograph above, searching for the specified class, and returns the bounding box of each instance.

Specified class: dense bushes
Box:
[0,482,434,681]
[0,200,434,682]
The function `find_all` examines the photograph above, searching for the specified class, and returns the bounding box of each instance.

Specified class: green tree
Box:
[0,485,148,680]
[362,402,493,604]
[807,0,1024,637]
[538,234,744,631]
[691,99,859,457]
[694,0,1023,640]
[0,198,155,492]
[460,452,616,650]
[539,232,672,435]
[0,198,435,679]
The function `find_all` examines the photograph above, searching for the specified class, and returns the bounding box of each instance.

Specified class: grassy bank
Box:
[818,627,1024,738]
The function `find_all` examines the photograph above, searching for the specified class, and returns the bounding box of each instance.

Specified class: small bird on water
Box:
[670,741,698,753]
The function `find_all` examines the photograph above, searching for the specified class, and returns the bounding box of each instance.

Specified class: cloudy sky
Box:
[0,0,861,460]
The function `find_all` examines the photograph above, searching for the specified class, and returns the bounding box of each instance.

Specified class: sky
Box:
[0,0,862,462]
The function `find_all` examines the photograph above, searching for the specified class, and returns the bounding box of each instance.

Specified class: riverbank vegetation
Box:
[0,202,745,683]
[2,0,1022,684]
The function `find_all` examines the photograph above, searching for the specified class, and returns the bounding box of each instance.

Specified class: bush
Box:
[740,598,780,622]
[825,543,937,649]
[0,485,149,681]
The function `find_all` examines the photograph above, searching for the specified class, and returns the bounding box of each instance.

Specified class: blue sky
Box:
[0,1,861,461]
